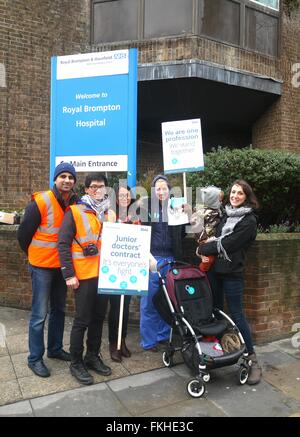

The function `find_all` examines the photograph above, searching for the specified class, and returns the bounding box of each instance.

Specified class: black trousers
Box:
[108,294,131,344]
[70,277,109,360]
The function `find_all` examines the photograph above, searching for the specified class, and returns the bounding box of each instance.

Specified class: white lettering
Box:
[0,63,6,88]
[292,63,300,88]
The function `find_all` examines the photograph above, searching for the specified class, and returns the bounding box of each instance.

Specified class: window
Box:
[91,0,280,57]
[144,0,193,38]
[199,0,240,46]
[92,0,139,44]
[249,0,279,11]
[245,7,278,56]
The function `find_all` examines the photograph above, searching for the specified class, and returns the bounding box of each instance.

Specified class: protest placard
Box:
[98,222,151,296]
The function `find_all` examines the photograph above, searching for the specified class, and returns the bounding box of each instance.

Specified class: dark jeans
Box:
[207,271,254,354]
[28,265,67,364]
[70,277,109,361]
[108,294,131,344]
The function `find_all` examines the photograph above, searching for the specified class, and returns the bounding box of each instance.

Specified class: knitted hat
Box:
[151,174,169,187]
[53,162,77,182]
[201,186,222,209]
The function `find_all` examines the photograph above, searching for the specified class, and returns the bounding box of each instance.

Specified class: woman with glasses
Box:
[108,185,141,362]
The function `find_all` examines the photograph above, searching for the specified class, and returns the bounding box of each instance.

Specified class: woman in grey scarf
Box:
[198,180,262,385]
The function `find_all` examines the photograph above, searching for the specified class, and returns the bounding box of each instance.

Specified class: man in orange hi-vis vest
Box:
[58,173,114,386]
[18,162,79,378]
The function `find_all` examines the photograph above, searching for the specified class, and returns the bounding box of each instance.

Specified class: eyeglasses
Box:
[89,184,106,191]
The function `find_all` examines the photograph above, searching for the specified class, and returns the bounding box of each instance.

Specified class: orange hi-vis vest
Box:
[28,190,64,269]
[70,204,102,280]
[28,190,65,268]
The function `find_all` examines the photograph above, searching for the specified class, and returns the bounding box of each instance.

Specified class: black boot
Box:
[84,351,112,376]
[70,360,94,385]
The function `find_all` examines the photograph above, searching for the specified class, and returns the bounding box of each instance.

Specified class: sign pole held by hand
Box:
[117,294,125,351]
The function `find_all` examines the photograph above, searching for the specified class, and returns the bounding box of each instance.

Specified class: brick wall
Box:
[253,8,300,153]
[0,0,90,210]
[1,226,299,344]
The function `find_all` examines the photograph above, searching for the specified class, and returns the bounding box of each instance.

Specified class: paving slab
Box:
[201,366,300,417]
[0,345,8,357]
[0,307,29,322]
[0,356,16,383]
[0,380,23,407]
[139,398,226,417]
[18,371,81,400]
[0,400,33,417]
[107,368,189,416]
[5,333,29,355]
[121,350,165,375]
[272,338,300,360]
[30,383,131,417]
[263,361,300,402]
[11,353,70,379]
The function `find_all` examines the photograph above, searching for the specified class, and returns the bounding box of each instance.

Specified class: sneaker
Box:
[246,353,262,385]
[47,349,71,361]
[70,362,94,385]
[28,360,50,378]
[84,353,112,376]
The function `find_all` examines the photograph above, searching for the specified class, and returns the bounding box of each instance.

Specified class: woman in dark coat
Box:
[198,179,262,385]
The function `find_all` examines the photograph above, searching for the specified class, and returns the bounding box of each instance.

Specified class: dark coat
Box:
[141,197,186,260]
[199,212,257,275]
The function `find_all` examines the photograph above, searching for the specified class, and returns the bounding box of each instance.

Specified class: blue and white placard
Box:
[50,49,137,187]
[161,118,204,174]
[98,222,151,296]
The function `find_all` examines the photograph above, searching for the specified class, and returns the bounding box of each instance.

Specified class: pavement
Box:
[0,306,300,418]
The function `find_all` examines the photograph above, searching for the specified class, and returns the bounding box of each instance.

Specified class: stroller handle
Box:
[157,259,191,273]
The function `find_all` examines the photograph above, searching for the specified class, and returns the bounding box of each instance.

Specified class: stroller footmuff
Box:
[153,261,250,398]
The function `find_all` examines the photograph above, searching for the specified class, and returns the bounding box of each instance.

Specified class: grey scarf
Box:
[216,204,252,261]
[81,194,110,221]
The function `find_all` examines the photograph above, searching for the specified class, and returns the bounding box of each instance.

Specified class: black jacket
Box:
[199,212,257,275]
[57,208,78,280]
[17,186,79,255]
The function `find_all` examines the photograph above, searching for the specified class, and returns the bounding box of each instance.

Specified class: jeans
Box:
[208,272,254,354]
[70,277,109,361]
[140,256,173,350]
[28,265,67,364]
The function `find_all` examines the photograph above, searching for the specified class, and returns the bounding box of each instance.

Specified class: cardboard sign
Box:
[98,222,151,296]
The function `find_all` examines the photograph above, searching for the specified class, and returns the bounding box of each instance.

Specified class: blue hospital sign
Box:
[50,49,137,186]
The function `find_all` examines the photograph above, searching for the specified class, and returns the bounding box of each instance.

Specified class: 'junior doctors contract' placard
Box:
[162,118,204,174]
[98,222,151,296]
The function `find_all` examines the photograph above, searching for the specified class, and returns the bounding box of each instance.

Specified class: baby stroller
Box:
[153,261,251,398]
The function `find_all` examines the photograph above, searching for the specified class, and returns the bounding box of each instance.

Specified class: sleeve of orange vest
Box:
[58,209,77,280]
[17,201,41,255]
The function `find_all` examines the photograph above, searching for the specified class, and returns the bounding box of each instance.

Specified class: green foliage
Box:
[186,147,300,229]
[268,224,291,233]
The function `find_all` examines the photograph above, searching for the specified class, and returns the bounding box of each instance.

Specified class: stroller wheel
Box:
[187,379,205,398]
[238,366,249,385]
[162,351,174,367]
